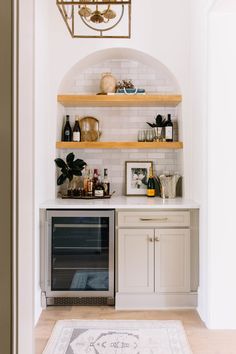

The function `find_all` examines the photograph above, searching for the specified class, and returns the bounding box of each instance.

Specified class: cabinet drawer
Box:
[117,211,190,228]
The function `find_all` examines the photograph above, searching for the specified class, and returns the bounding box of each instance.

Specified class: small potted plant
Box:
[146,114,166,141]
[54,152,87,197]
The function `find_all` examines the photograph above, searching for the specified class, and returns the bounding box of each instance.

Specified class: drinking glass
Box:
[146,129,154,142]
[138,130,146,142]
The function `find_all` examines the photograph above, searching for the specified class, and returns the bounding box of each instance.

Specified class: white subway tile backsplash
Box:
[102,159,123,165]
[147,153,165,159]
[111,165,125,171]
[84,159,103,165]
[128,153,149,159]
[110,177,123,183]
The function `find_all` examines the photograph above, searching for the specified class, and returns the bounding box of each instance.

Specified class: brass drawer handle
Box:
[140,217,168,222]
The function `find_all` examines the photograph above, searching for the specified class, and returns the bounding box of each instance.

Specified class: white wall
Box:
[34,0,192,321]
[190,0,236,329]
[207,2,236,329]
[189,0,210,326]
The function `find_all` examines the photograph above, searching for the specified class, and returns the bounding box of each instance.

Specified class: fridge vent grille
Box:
[47,297,112,306]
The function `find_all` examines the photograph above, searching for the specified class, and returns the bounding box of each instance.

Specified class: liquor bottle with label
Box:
[102,168,110,196]
[63,115,72,141]
[72,118,81,142]
[83,166,89,195]
[87,169,93,196]
[93,169,99,187]
[94,175,104,197]
[165,114,173,142]
[147,166,155,197]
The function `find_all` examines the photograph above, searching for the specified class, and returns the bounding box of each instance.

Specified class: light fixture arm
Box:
[80,5,124,33]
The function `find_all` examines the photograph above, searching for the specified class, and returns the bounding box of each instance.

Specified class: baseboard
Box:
[115,292,198,310]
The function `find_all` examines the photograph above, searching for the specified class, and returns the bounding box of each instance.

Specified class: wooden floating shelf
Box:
[57,94,182,107]
[56,141,183,149]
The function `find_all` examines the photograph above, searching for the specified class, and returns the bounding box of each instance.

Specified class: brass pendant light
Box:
[56,0,131,38]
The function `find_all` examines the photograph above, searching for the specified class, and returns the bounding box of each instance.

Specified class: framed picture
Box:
[125,161,153,196]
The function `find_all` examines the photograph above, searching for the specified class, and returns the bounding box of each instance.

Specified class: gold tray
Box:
[61,191,115,200]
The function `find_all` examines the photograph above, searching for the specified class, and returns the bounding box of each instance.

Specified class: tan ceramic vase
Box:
[100,72,116,93]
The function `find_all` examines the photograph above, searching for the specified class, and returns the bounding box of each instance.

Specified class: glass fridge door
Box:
[47,210,114,296]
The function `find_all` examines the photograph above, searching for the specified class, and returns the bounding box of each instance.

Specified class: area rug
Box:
[42,319,192,354]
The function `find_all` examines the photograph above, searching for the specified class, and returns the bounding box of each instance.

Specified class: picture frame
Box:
[125,161,153,196]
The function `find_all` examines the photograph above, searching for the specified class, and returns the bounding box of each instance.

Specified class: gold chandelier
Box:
[56,0,131,38]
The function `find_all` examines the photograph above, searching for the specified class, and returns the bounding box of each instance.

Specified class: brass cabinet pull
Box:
[140,217,168,222]
[155,237,160,242]
[149,237,154,242]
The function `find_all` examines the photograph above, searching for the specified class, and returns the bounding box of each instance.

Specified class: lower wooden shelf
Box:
[56,141,183,149]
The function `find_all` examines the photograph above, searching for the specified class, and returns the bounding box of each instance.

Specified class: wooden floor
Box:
[35,306,236,354]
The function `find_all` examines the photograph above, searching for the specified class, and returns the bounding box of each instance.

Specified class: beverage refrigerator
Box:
[40,209,115,306]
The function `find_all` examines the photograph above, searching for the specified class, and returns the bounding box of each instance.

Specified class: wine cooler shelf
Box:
[56,141,183,149]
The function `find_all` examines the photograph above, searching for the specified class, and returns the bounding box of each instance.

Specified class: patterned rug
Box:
[43,320,192,354]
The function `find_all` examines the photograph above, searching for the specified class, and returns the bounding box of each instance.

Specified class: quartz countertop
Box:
[40,196,199,209]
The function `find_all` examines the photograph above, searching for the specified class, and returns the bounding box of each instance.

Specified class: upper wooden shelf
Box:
[56,141,183,149]
[57,94,182,107]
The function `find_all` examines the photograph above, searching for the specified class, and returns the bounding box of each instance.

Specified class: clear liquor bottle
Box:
[103,168,110,196]
[87,169,94,196]
[83,166,89,195]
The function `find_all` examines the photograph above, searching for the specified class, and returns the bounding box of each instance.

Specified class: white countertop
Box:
[40,196,199,209]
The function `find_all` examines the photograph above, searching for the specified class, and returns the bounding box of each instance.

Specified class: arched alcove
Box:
[57,48,183,197]
[58,48,181,94]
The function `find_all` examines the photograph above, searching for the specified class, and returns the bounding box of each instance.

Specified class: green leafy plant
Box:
[54,152,87,185]
[146,114,166,128]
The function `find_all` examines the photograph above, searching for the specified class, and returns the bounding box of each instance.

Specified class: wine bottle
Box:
[147,167,155,197]
[94,175,104,197]
[63,115,72,142]
[165,114,173,142]
[73,118,81,142]
[103,168,110,196]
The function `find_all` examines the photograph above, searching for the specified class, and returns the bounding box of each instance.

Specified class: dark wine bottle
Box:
[165,114,173,142]
[147,167,155,197]
[73,118,81,142]
[63,115,72,141]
